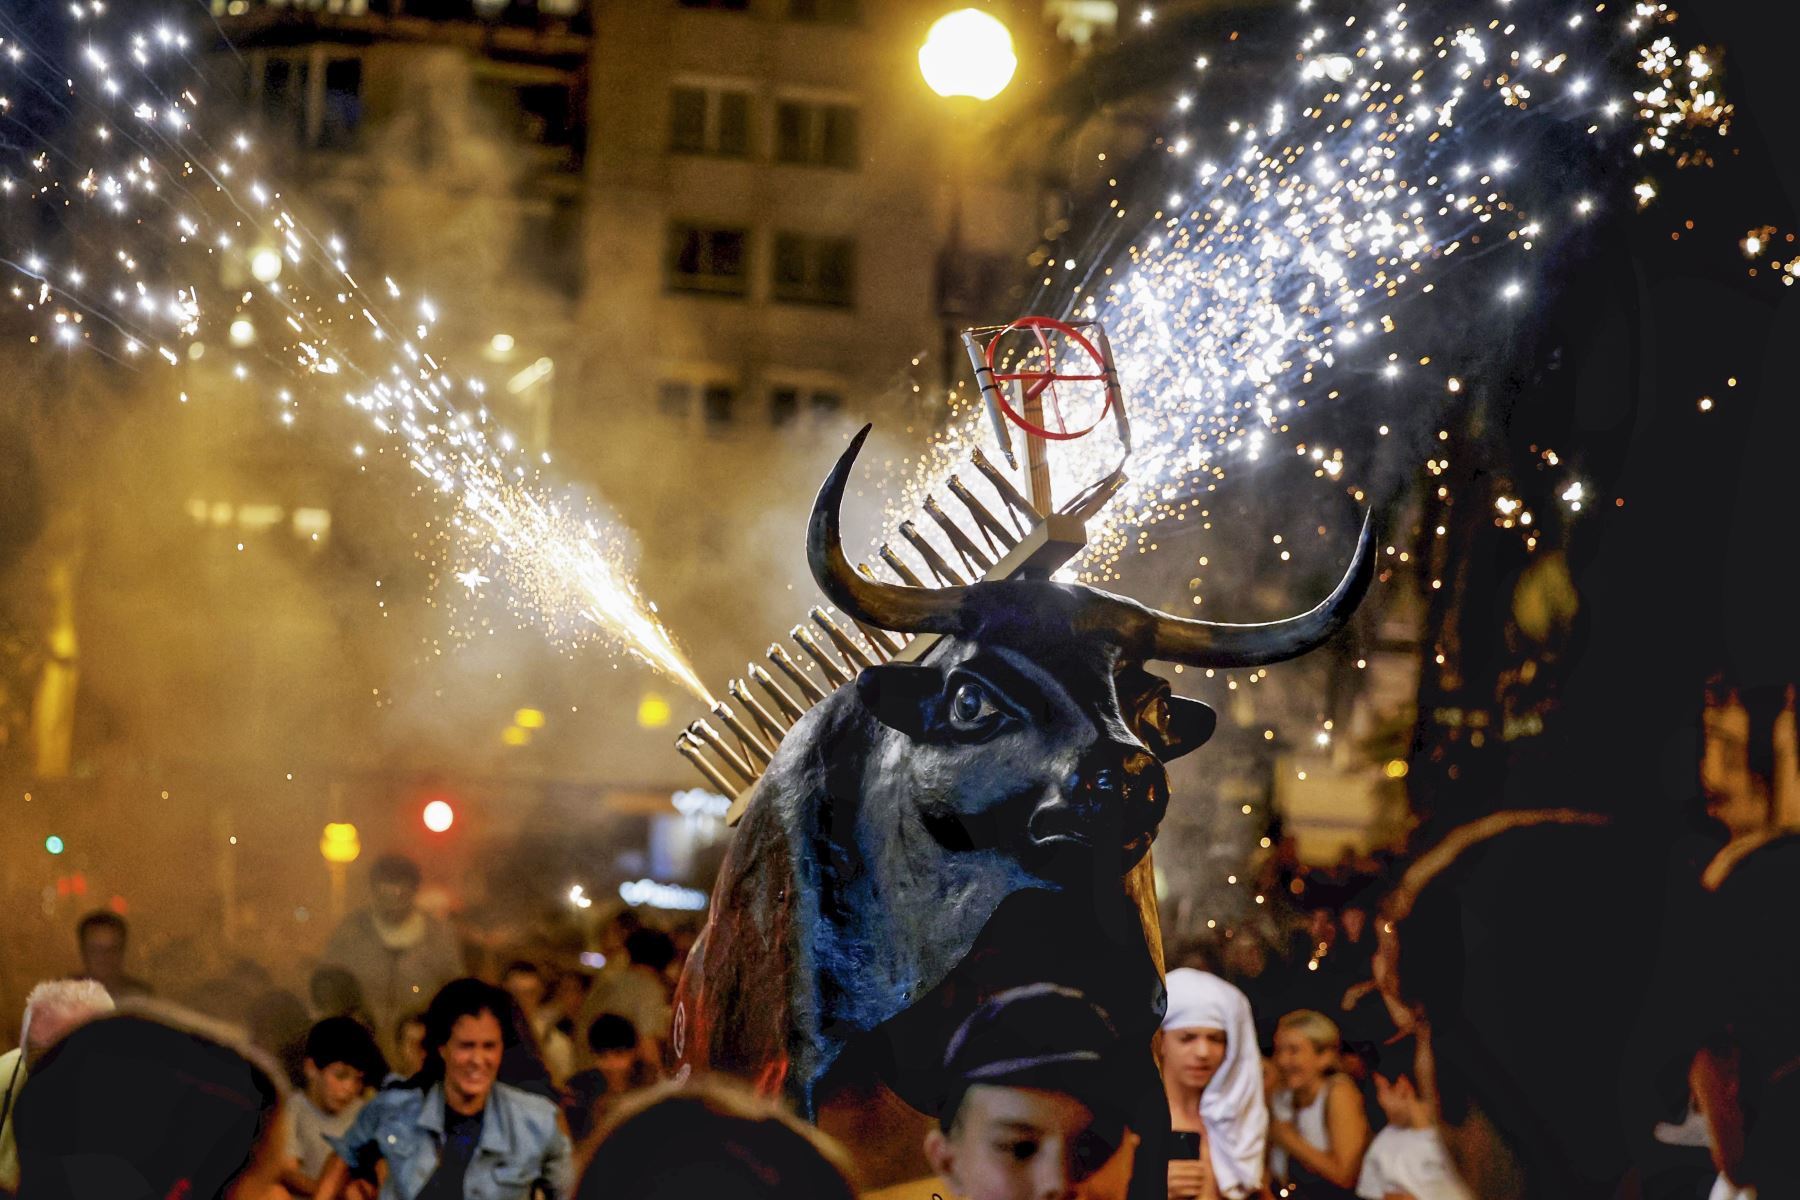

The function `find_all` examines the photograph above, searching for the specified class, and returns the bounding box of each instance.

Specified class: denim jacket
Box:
[328,1081,574,1200]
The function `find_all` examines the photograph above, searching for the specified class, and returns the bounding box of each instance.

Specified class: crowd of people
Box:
[1,681,1796,1199]
[2,826,1788,1200]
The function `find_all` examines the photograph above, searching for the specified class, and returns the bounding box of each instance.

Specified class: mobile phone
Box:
[1169,1130,1202,1160]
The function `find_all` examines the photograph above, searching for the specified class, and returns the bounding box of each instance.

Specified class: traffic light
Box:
[422,799,455,833]
[45,835,65,855]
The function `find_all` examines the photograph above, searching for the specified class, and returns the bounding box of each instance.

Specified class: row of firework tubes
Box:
[675,447,1045,804]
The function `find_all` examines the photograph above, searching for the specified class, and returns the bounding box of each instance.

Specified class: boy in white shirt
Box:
[1357,1037,1474,1200]
[281,1016,385,1195]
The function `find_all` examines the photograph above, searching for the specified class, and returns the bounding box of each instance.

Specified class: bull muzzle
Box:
[1027,746,1166,874]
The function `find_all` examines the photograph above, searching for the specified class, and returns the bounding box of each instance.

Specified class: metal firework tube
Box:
[899,521,968,586]
[750,662,808,720]
[790,627,853,687]
[688,720,758,784]
[676,733,741,797]
[1088,321,1131,453]
[712,700,774,766]
[728,679,790,742]
[961,328,1017,469]
[811,607,877,670]
[850,615,904,658]
[971,447,1040,525]
[923,496,996,572]
[948,475,1020,551]
[768,644,829,703]
[877,546,928,587]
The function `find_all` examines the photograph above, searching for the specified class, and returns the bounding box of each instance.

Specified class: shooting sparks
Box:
[894,0,1727,586]
[0,4,711,705]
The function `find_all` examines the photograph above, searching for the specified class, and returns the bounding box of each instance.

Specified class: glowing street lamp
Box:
[919,9,1017,102]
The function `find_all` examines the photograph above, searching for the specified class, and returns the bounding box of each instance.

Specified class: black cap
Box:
[937,983,1123,1135]
[15,1011,282,1200]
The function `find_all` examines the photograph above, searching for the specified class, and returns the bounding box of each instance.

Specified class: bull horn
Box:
[1141,509,1376,668]
[808,425,967,634]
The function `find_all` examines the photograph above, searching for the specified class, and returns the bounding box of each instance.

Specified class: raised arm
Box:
[1273,1078,1369,1188]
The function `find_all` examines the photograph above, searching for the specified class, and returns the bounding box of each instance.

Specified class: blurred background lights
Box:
[637,693,672,729]
[422,799,455,833]
[248,246,282,283]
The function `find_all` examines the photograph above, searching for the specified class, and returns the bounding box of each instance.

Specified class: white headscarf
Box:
[1162,968,1267,1197]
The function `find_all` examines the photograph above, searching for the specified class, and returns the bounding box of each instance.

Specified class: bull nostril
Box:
[1028,797,1099,846]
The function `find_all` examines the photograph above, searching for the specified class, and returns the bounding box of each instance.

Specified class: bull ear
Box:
[1156,695,1218,762]
[856,663,940,736]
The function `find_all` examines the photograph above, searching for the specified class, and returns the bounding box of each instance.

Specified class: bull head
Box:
[676,425,1373,1174]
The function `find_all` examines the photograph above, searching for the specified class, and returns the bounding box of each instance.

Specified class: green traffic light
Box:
[45,835,65,855]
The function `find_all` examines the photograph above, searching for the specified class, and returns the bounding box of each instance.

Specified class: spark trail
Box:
[0,2,712,706]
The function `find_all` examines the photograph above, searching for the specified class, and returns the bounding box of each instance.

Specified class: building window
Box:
[667,224,749,296]
[514,194,583,299]
[775,100,858,168]
[319,58,363,149]
[260,57,309,143]
[769,385,843,426]
[772,233,855,307]
[658,381,693,419]
[769,386,800,427]
[669,86,751,158]
[789,0,859,22]
[659,380,738,427]
[678,0,749,10]
[702,383,737,428]
[480,77,586,168]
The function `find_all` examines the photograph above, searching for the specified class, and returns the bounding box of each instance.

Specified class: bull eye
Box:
[946,678,1002,734]
[1144,695,1171,735]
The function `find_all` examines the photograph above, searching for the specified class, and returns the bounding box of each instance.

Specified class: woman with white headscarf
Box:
[1159,968,1268,1200]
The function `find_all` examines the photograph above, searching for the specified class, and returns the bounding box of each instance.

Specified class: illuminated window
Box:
[293,508,332,541]
[237,504,285,533]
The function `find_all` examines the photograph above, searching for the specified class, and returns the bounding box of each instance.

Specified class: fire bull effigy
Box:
[671,321,1373,1192]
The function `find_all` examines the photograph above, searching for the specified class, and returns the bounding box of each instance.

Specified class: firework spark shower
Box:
[894,0,1727,588]
[0,1,713,706]
[1,1,1725,694]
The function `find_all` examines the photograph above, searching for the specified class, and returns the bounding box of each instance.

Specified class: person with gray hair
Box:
[0,979,115,1191]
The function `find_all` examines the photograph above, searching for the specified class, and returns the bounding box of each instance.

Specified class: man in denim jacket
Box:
[316,979,573,1200]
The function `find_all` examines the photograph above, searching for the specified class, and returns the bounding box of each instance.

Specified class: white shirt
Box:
[1355,1125,1473,1200]
[285,1092,362,1180]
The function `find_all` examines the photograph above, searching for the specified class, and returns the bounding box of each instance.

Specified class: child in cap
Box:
[923,983,1138,1200]
[1356,1037,1472,1200]
[283,1015,385,1194]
